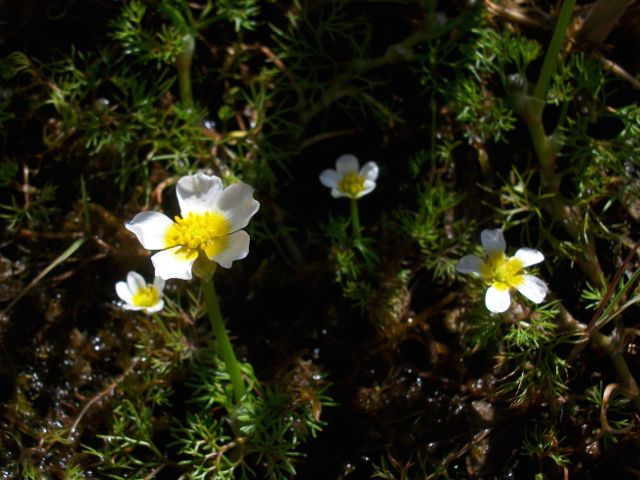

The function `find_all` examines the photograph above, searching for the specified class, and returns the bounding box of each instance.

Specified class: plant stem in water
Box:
[350,198,362,240]
[203,278,245,403]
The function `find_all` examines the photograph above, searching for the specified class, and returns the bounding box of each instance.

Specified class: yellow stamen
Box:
[480,252,524,288]
[338,172,366,198]
[165,211,231,258]
[131,286,160,308]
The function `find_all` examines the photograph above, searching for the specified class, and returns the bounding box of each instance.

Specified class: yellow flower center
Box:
[165,211,231,259]
[131,286,160,308]
[479,252,524,289]
[338,172,366,198]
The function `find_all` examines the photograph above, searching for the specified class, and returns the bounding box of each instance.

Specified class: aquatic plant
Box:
[2,0,640,478]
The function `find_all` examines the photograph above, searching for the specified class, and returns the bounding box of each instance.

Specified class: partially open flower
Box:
[319,154,379,199]
[456,229,548,313]
[126,173,260,280]
[115,271,165,314]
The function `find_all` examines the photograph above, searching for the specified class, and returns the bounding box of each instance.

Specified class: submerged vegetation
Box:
[2,0,640,478]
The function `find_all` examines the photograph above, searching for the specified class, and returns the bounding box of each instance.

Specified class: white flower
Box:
[319,154,379,199]
[456,229,548,313]
[125,173,260,281]
[115,271,165,314]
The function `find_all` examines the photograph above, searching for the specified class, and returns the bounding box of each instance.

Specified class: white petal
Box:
[115,281,133,304]
[485,286,511,313]
[516,275,548,304]
[151,247,198,280]
[215,182,260,232]
[122,303,145,311]
[355,179,376,198]
[456,255,484,275]
[209,230,250,268]
[513,248,544,267]
[331,188,346,199]
[152,276,165,293]
[126,211,175,250]
[126,271,146,295]
[359,161,379,181]
[319,169,340,189]
[176,173,223,215]
[335,154,360,174]
[481,229,506,255]
[145,300,164,314]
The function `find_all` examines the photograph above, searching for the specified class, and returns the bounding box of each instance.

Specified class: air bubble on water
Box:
[342,462,356,475]
[93,97,110,113]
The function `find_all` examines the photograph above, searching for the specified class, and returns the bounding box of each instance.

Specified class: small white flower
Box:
[319,154,379,199]
[125,173,260,281]
[456,229,548,313]
[115,271,165,314]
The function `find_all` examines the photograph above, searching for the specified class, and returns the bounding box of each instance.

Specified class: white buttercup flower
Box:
[115,271,165,314]
[456,229,548,313]
[319,154,379,199]
[126,173,260,281]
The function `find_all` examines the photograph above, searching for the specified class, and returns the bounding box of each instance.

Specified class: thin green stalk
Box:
[152,313,172,338]
[175,34,195,107]
[430,93,437,166]
[177,65,193,106]
[513,0,604,287]
[556,99,570,132]
[525,0,575,184]
[2,237,85,315]
[80,175,91,234]
[533,0,576,103]
[202,278,245,403]
[350,198,362,240]
[524,111,559,189]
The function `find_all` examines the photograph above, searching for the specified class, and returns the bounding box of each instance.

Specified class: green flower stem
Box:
[177,65,193,106]
[202,278,245,404]
[512,0,604,287]
[152,313,172,338]
[526,142,604,288]
[350,198,362,240]
[529,0,575,186]
[533,0,576,103]
[526,0,575,189]
[175,34,195,107]
[526,119,559,192]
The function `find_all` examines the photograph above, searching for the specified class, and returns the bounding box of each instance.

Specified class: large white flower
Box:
[456,229,548,313]
[115,271,165,314]
[319,154,379,199]
[126,173,260,280]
